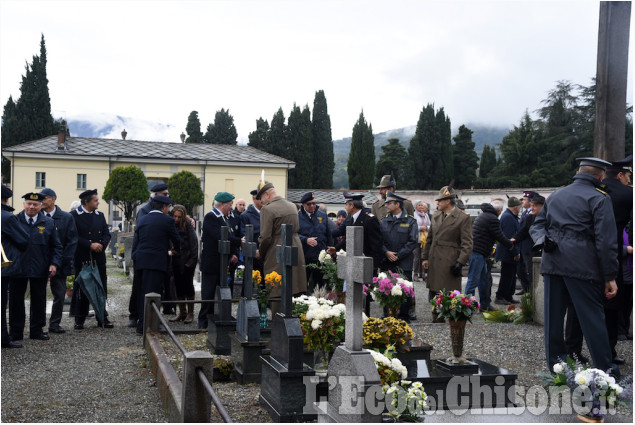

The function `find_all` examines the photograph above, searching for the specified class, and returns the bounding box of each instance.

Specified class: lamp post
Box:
[180,132,186,143]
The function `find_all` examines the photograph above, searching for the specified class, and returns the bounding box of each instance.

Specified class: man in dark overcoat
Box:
[198,192,239,329]
[298,192,333,294]
[494,197,521,305]
[10,193,63,341]
[70,189,112,329]
[39,188,78,333]
[1,185,28,348]
[530,157,619,374]
[132,195,180,334]
[516,190,538,296]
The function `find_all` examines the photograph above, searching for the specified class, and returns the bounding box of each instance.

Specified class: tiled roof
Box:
[3,136,295,165]
[288,189,378,205]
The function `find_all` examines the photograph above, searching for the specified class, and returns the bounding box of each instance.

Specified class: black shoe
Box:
[74,323,84,330]
[128,319,138,328]
[613,356,626,365]
[48,327,66,334]
[515,291,524,296]
[494,297,510,305]
[507,298,519,304]
[10,335,23,341]
[98,320,114,329]
[30,333,50,341]
[2,341,23,348]
[87,312,95,318]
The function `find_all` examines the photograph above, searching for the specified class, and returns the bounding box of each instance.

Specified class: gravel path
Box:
[2,262,632,422]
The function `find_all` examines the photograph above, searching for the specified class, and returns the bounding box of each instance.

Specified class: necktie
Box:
[442,213,448,221]
[28,217,34,226]
[46,213,51,218]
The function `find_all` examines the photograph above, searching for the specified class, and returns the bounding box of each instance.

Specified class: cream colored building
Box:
[3,133,294,224]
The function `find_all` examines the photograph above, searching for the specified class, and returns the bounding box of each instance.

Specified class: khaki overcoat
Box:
[422,207,473,293]
[258,196,307,297]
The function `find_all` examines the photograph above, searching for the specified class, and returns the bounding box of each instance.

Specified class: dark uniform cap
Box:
[79,188,98,200]
[530,195,546,205]
[435,186,457,201]
[344,192,365,202]
[337,209,347,217]
[377,174,396,189]
[255,181,274,200]
[507,196,522,207]
[152,195,172,205]
[250,189,258,197]
[22,192,45,201]
[39,188,57,198]
[1,184,12,199]
[385,191,407,203]
[576,157,612,171]
[607,154,633,172]
[300,192,315,204]
[214,192,235,203]
[522,190,539,199]
[150,183,169,193]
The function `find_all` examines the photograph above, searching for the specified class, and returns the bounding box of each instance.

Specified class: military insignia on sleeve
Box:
[400,223,409,227]
[37,226,46,234]
[595,187,608,195]
[318,217,323,223]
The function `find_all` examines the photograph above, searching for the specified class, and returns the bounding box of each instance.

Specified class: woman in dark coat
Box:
[170,205,198,324]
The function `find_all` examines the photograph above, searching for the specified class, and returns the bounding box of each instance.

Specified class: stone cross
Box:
[337,226,373,351]
[242,225,257,299]
[218,226,231,288]
[276,224,298,316]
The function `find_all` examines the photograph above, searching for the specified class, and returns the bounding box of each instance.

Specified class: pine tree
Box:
[204,108,238,145]
[312,90,334,188]
[347,111,375,190]
[248,117,270,150]
[185,111,204,143]
[452,125,479,189]
[375,138,407,186]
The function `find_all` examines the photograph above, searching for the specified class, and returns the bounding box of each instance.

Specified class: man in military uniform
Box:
[240,189,264,275]
[1,185,28,348]
[422,185,473,323]
[39,188,78,334]
[256,179,307,315]
[516,191,539,296]
[9,193,63,341]
[132,195,180,334]
[198,192,239,329]
[70,189,113,329]
[298,192,333,294]
[494,197,522,305]
[372,175,414,220]
[531,158,619,374]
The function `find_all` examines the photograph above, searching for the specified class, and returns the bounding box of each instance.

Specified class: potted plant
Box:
[429,289,480,364]
[212,357,234,381]
[65,275,75,299]
[364,271,415,317]
[362,316,414,353]
[384,380,428,422]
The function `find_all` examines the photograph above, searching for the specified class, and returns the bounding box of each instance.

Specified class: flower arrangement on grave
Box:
[307,249,346,292]
[363,317,414,353]
[367,348,408,386]
[66,275,75,290]
[253,271,280,305]
[538,356,632,422]
[235,265,245,279]
[383,380,428,423]
[363,271,414,314]
[212,357,234,380]
[430,289,479,323]
[483,293,533,324]
[293,295,346,369]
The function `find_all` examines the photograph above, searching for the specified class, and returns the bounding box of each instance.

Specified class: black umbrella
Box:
[75,261,107,325]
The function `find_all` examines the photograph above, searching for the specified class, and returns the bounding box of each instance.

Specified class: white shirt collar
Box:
[44,206,57,218]
[352,209,362,222]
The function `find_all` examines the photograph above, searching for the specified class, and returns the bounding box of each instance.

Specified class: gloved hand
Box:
[544,237,558,253]
[450,262,463,277]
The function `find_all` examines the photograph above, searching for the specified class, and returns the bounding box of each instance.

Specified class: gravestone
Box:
[121,236,134,276]
[208,226,236,355]
[259,224,315,422]
[316,226,382,423]
[232,225,266,384]
[532,257,544,325]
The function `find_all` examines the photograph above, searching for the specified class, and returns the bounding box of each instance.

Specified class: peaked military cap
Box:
[300,192,315,204]
[435,185,457,201]
[377,174,396,189]
[22,192,45,201]
[530,195,546,205]
[250,189,258,197]
[385,191,406,203]
[576,157,612,171]
[522,190,539,199]
[1,184,12,199]
[152,195,172,205]
[607,154,633,172]
[150,183,169,193]
[39,188,57,198]
[344,192,365,202]
[79,189,98,200]
[214,192,235,203]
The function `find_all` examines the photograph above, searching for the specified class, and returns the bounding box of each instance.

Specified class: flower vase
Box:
[448,319,467,362]
[314,348,329,373]
[386,304,401,318]
[258,302,268,328]
[576,415,604,423]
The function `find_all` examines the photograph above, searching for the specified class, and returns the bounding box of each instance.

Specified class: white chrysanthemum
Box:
[391,285,403,296]
[403,280,413,288]
[337,249,346,256]
[371,292,376,300]
[610,383,623,395]
[575,373,587,386]
[377,272,387,280]
[553,363,564,374]
[311,319,322,329]
[318,250,328,263]
[412,381,423,389]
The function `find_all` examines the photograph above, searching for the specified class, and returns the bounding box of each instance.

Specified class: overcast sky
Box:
[1,0,633,143]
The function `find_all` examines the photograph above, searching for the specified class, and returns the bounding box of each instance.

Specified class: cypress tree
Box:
[479,145,497,178]
[375,138,407,186]
[287,104,314,188]
[347,111,375,190]
[185,111,204,143]
[406,104,436,189]
[452,125,479,189]
[268,107,288,159]
[248,117,270,150]
[312,90,334,188]
[204,108,238,145]
[435,107,454,188]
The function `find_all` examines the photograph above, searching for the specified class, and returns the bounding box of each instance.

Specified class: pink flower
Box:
[449,292,457,299]
[461,297,472,306]
[452,290,461,296]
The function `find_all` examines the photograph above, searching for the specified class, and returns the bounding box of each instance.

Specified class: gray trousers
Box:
[48,273,67,328]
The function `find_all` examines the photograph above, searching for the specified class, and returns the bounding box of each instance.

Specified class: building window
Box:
[77,173,87,190]
[35,172,46,188]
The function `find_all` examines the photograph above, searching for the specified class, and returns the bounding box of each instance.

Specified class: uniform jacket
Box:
[298,206,333,263]
[380,211,418,271]
[200,208,239,275]
[513,213,540,256]
[518,209,533,254]
[1,206,28,277]
[472,203,513,257]
[422,207,473,292]
[132,210,181,272]
[173,221,198,273]
[70,206,111,268]
[240,204,261,246]
[258,196,307,296]
[340,210,384,271]
[530,173,618,282]
[227,210,243,249]
[372,198,415,221]
[136,199,153,224]
[495,208,520,263]
[13,211,63,278]
[43,206,78,276]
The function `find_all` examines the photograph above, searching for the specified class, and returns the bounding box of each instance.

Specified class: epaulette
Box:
[595,187,608,195]
[365,212,375,217]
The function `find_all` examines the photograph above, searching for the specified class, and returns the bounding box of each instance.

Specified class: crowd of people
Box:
[1,157,632,379]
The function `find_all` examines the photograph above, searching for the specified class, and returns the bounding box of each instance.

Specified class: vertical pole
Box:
[280,224,294,317]
[243,225,255,299]
[143,292,161,344]
[181,351,214,422]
